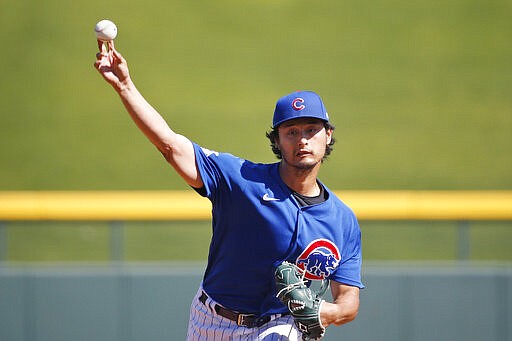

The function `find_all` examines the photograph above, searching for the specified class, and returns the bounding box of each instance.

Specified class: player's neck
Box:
[278,161,321,196]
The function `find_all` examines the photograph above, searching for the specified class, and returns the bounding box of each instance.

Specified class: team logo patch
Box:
[296,239,340,280]
[291,97,305,111]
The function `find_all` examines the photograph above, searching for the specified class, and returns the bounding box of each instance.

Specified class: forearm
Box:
[114,78,201,187]
[320,299,358,327]
[116,78,176,154]
[320,284,360,327]
[95,43,202,187]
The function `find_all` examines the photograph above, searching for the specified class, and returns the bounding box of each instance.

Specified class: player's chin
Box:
[293,158,321,170]
[282,153,320,169]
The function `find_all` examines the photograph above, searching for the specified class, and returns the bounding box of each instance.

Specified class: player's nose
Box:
[298,130,310,145]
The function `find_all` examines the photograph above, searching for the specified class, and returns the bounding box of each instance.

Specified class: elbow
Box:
[344,299,360,324]
[344,307,359,324]
[333,307,358,326]
[328,300,359,327]
[159,144,173,163]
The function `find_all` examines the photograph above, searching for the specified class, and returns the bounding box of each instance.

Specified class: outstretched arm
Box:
[320,281,360,327]
[94,40,203,188]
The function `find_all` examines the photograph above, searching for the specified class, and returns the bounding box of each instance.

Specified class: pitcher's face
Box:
[276,118,332,171]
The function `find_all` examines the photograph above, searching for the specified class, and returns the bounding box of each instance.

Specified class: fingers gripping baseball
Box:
[94,40,130,91]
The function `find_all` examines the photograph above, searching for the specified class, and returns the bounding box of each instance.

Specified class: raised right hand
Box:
[94,40,131,92]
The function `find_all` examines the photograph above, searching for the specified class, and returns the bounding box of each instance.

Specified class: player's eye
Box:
[305,126,320,135]
[287,129,298,137]
[311,124,325,133]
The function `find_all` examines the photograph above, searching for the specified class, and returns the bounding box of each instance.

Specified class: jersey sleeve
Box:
[331,210,365,289]
[192,143,242,203]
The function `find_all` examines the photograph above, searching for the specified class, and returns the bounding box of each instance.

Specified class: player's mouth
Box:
[296,149,313,157]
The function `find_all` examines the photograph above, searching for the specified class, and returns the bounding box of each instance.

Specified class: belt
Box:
[199,291,273,328]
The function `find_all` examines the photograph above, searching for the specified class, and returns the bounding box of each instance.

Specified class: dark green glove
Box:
[275,261,329,341]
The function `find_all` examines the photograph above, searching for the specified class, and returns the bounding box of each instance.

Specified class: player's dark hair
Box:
[266,122,336,161]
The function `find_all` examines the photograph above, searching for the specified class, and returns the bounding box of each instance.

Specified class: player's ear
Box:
[325,127,333,145]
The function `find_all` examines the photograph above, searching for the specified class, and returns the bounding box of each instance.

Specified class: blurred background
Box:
[0,0,510,190]
[0,0,511,340]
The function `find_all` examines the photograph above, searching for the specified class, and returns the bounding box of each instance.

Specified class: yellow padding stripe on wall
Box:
[0,191,511,221]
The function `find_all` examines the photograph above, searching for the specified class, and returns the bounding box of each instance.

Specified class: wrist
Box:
[318,299,326,329]
[116,77,134,94]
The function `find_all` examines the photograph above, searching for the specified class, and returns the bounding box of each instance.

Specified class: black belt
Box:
[199,291,273,328]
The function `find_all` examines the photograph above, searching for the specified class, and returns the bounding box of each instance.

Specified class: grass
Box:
[0,0,510,262]
[4,220,511,262]
[0,0,510,191]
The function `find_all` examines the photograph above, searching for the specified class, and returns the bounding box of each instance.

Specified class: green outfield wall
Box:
[1,263,510,341]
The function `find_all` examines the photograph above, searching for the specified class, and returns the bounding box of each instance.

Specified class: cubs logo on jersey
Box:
[296,239,341,280]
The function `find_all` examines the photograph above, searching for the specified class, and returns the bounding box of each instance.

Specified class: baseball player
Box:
[94,40,364,340]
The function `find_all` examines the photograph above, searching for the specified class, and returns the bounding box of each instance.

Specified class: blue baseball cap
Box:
[272,91,329,128]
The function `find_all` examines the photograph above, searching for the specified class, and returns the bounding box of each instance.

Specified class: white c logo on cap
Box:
[292,98,305,111]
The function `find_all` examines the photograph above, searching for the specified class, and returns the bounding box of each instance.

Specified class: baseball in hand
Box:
[95,19,118,41]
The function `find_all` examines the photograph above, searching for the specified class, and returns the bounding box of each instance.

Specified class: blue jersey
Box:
[193,143,364,316]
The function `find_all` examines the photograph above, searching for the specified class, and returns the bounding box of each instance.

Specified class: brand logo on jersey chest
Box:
[296,239,340,280]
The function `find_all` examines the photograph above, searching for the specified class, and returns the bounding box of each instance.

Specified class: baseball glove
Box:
[274,261,329,340]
